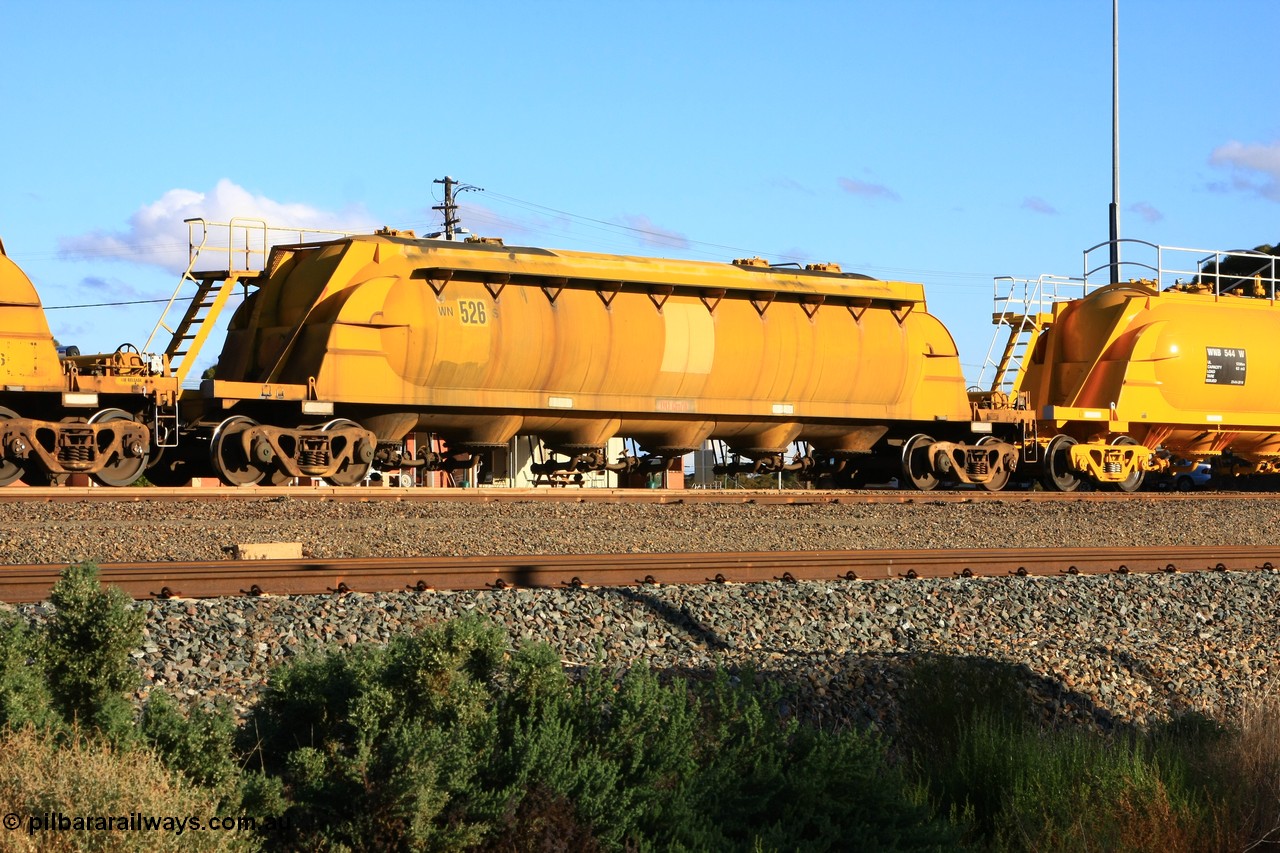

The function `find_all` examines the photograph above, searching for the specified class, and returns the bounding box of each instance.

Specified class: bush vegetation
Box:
[0,562,1278,851]
[898,656,1280,852]
[241,618,954,851]
[0,726,257,853]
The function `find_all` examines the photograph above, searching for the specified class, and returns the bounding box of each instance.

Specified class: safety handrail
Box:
[142,217,360,363]
[1083,239,1279,297]
[976,274,1084,393]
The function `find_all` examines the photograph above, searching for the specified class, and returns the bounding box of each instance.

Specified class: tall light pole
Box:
[1109,0,1121,283]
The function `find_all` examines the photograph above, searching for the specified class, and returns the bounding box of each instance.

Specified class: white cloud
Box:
[838,177,900,202]
[771,177,816,196]
[1209,140,1280,201]
[1021,196,1057,215]
[76,275,160,302]
[57,180,377,272]
[614,214,691,250]
[1129,201,1163,223]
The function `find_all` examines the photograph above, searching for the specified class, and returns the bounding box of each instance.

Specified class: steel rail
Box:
[0,486,1276,505]
[3,545,1277,604]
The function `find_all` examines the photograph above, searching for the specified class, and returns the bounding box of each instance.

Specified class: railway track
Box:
[1,485,1276,505]
[5,545,1277,604]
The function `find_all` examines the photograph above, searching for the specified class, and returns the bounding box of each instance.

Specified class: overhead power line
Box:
[10,185,997,291]
[471,189,994,284]
[45,297,178,310]
[485,190,808,262]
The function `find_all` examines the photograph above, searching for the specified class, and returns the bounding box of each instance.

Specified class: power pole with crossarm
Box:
[432,176,484,240]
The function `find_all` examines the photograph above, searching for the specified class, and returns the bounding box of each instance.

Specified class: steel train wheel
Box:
[320,418,372,486]
[88,408,149,487]
[0,407,24,487]
[1109,436,1145,493]
[900,433,939,491]
[1041,434,1081,492]
[210,416,265,486]
[977,436,1011,492]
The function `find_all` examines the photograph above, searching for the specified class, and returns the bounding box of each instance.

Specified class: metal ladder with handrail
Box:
[142,218,356,386]
[976,274,1083,395]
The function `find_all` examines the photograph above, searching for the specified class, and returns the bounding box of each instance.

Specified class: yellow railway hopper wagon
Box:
[981,240,1280,491]
[172,227,1025,488]
[0,240,177,486]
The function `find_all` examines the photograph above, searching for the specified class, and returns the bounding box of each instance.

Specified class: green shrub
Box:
[644,671,957,852]
[42,562,143,738]
[244,617,504,851]
[0,612,56,731]
[480,656,702,849]
[247,620,960,851]
[141,691,242,804]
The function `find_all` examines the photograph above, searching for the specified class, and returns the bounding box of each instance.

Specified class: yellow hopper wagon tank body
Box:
[980,239,1280,491]
[166,228,1027,489]
[0,240,178,486]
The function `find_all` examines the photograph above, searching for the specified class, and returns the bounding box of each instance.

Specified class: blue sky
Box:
[3,1,1278,383]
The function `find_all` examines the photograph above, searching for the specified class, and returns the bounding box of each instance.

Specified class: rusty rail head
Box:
[2,545,1278,603]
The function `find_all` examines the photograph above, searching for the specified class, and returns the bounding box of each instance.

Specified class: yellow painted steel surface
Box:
[0,250,68,392]
[1019,280,1280,459]
[216,233,971,451]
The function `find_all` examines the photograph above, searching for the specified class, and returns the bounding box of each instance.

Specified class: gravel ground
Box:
[5,494,1280,731]
[0,495,1275,563]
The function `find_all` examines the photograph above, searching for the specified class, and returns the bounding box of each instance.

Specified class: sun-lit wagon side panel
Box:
[0,253,70,392]
[1019,280,1280,461]
[1142,300,1280,416]
[197,229,988,489]
[211,233,974,471]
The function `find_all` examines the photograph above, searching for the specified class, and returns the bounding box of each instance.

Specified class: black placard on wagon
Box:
[1205,347,1246,385]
